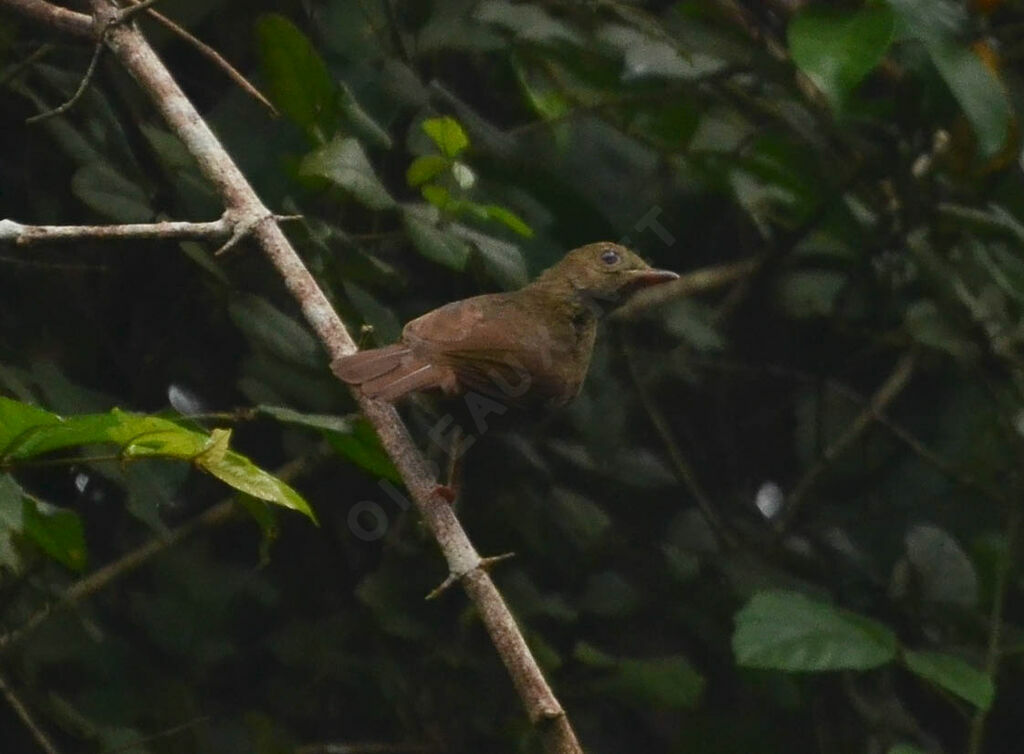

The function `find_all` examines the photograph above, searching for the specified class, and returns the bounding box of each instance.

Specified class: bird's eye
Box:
[600,250,620,265]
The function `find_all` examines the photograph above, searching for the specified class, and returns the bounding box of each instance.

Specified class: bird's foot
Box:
[432,483,458,504]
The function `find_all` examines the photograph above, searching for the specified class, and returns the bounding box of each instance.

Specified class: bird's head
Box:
[539,242,678,308]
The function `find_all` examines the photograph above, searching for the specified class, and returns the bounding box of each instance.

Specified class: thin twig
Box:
[123,0,278,115]
[0,213,300,246]
[100,715,209,754]
[0,671,61,754]
[967,507,1020,753]
[776,351,918,531]
[621,337,736,547]
[687,355,1008,505]
[0,43,54,90]
[25,40,104,123]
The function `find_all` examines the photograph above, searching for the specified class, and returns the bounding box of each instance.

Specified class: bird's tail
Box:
[332,345,453,402]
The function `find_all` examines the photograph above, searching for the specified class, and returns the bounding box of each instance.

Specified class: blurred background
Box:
[2,0,1024,752]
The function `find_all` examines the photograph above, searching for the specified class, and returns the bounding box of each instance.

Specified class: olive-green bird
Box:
[332,242,678,408]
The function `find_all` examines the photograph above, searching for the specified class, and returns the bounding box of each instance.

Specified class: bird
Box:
[332,242,678,408]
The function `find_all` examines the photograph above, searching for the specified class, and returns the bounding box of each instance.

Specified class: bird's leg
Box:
[432,424,464,504]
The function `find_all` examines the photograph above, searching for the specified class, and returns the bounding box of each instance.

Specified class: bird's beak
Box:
[628,268,679,288]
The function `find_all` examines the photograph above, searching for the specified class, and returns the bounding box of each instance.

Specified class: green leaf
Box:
[788,5,895,111]
[2,475,87,572]
[475,1,583,45]
[928,42,1012,159]
[886,0,1012,157]
[0,398,315,521]
[0,397,60,453]
[342,282,403,344]
[337,81,392,149]
[609,655,705,710]
[402,205,471,270]
[235,496,279,566]
[22,496,87,572]
[733,590,899,671]
[406,155,450,187]
[598,24,724,80]
[71,163,153,223]
[255,405,356,434]
[775,269,848,318]
[450,225,529,289]
[903,649,994,710]
[481,204,534,238]
[0,475,25,571]
[196,431,316,521]
[300,136,395,210]
[255,13,337,141]
[889,746,927,754]
[422,116,469,158]
[421,184,451,210]
[572,643,704,709]
[904,300,978,359]
[228,295,322,368]
[326,417,400,484]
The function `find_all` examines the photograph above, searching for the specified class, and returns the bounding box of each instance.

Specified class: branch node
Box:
[425,552,516,601]
[214,209,273,256]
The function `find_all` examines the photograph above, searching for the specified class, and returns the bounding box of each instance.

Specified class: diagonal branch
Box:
[2,1,583,750]
[776,351,918,531]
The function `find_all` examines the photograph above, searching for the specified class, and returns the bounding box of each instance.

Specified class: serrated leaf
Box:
[903,649,993,710]
[71,162,153,223]
[788,5,895,111]
[734,590,898,671]
[300,136,395,210]
[255,13,337,141]
[406,155,450,187]
[422,116,469,158]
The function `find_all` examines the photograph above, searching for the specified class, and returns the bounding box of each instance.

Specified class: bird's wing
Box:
[403,294,572,403]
